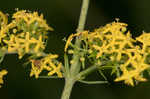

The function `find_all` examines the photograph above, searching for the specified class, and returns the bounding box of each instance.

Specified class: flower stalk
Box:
[61,0,90,99]
[61,78,75,99]
[77,0,90,33]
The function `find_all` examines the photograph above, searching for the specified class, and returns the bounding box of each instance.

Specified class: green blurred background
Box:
[0,0,150,99]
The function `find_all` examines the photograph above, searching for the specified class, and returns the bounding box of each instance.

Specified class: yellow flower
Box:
[0,22,16,43]
[136,32,150,53]
[30,54,63,78]
[115,66,134,86]
[30,59,45,79]
[88,22,135,61]
[33,35,45,53]
[13,10,53,31]
[0,11,8,27]
[47,63,62,77]
[77,21,149,86]
[16,32,37,53]
[92,42,109,58]
[0,69,7,88]
[42,54,63,77]
[4,31,46,58]
[64,32,82,52]
[115,57,149,86]
[64,34,74,52]
[3,35,18,52]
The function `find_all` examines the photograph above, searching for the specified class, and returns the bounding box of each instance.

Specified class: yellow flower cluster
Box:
[0,10,52,58]
[0,10,55,85]
[30,54,63,78]
[0,11,9,88]
[65,21,150,86]
[0,69,7,88]
[3,32,45,59]
[114,32,150,86]
[136,33,150,53]
[13,10,53,31]
[64,32,82,52]
[0,11,10,43]
[90,22,134,60]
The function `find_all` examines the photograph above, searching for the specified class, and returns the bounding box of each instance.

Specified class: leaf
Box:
[111,66,120,77]
[81,59,85,69]
[39,76,63,79]
[64,54,70,77]
[0,49,5,63]
[98,70,107,80]
[78,80,108,85]
[111,67,117,75]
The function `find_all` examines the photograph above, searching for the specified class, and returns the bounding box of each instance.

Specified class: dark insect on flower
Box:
[33,60,41,69]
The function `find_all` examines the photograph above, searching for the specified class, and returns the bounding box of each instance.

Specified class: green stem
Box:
[61,78,75,99]
[70,0,90,76]
[76,65,98,80]
[70,0,90,77]
[70,39,81,76]
[77,0,90,32]
[61,0,90,99]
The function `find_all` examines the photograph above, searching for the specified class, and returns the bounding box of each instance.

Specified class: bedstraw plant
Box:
[0,0,150,99]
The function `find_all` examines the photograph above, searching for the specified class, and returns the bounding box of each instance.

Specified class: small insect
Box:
[32,60,41,69]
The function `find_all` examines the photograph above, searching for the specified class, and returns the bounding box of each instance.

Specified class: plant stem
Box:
[61,78,75,99]
[61,0,90,99]
[77,0,90,32]
[70,0,90,77]
[76,65,98,79]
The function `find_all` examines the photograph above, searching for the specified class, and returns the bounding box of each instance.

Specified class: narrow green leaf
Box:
[81,60,85,69]
[0,49,5,63]
[98,70,107,81]
[111,68,116,75]
[99,65,114,70]
[39,76,63,79]
[78,80,108,84]
[116,66,121,77]
[64,54,70,77]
